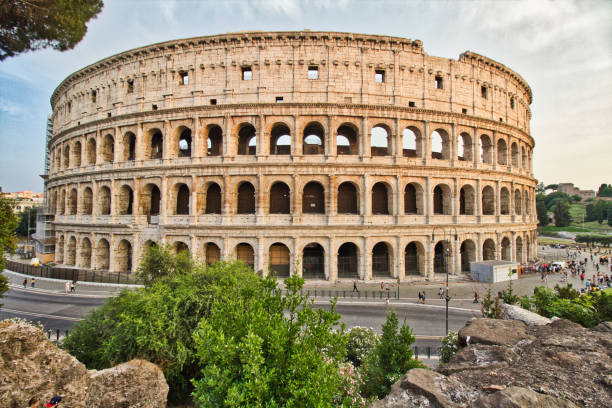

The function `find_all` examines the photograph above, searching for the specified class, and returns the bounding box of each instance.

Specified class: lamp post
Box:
[432,226,458,336]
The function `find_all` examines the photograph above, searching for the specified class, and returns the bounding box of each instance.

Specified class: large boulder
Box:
[458,318,534,347]
[0,320,168,407]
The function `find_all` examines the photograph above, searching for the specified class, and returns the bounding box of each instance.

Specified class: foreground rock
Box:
[374,318,611,408]
[0,320,168,407]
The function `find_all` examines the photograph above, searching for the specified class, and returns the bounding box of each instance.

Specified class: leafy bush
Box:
[439,332,460,365]
[500,279,519,305]
[519,295,532,311]
[554,283,580,300]
[346,326,379,367]
[533,287,599,327]
[481,287,501,318]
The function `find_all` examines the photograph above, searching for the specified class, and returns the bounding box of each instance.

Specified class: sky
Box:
[0,0,610,193]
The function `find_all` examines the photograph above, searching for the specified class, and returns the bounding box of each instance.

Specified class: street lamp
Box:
[432,227,458,335]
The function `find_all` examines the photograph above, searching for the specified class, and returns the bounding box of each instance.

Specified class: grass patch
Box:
[539,225,590,234]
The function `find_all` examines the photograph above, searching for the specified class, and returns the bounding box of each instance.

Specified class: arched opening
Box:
[237,182,255,214]
[404,183,423,214]
[511,143,519,167]
[483,239,496,261]
[63,145,70,169]
[433,241,448,274]
[526,237,531,261]
[98,186,111,215]
[96,239,110,270]
[141,240,157,258]
[405,242,424,276]
[56,235,64,264]
[524,192,531,215]
[337,182,358,214]
[86,138,96,165]
[82,187,92,215]
[204,242,221,265]
[270,123,291,155]
[141,184,161,216]
[205,183,222,214]
[67,188,77,215]
[459,185,475,215]
[302,181,325,214]
[123,132,136,161]
[482,186,495,215]
[501,237,511,261]
[500,187,510,215]
[118,185,134,215]
[102,134,114,163]
[207,125,223,156]
[116,240,133,272]
[269,182,290,214]
[269,243,290,277]
[238,124,257,155]
[149,129,163,159]
[431,129,450,160]
[73,141,82,167]
[516,237,523,263]
[172,241,189,256]
[521,147,526,168]
[460,240,476,272]
[55,147,61,171]
[302,243,325,279]
[458,133,472,161]
[58,190,65,215]
[515,189,522,215]
[336,124,358,155]
[497,139,508,165]
[433,184,451,215]
[338,243,359,278]
[174,128,190,158]
[480,134,493,164]
[79,238,91,269]
[175,184,190,215]
[372,242,391,277]
[402,127,420,157]
[303,122,324,155]
[371,125,389,156]
[235,243,254,269]
[66,236,76,266]
[371,182,390,214]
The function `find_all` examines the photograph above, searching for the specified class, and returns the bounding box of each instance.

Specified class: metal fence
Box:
[300,288,398,299]
[5,259,141,284]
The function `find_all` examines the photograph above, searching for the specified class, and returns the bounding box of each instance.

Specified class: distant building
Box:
[557,183,595,201]
[1,190,44,213]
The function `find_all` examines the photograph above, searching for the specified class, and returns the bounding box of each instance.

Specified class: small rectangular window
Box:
[91,90,97,104]
[435,75,443,89]
[127,79,134,94]
[152,104,158,111]
[481,85,487,99]
[408,101,416,107]
[375,70,385,83]
[462,108,468,114]
[308,66,319,80]
[67,101,71,112]
[275,96,283,103]
[344,96,352,103]
[210,99,217,105]
[499,117,503,122]
[242,66,252,80]
[179,71,188,85]
[510,97,515,109]
[107,112,112,117]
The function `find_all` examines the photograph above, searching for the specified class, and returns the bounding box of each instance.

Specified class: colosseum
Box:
[45,30,537,281]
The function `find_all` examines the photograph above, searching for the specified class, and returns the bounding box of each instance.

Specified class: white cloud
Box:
[0,97,26,116]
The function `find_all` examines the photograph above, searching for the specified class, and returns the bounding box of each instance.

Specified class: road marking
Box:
[314,299,480,312]
[0,308,84,322]
[7,284,113,298]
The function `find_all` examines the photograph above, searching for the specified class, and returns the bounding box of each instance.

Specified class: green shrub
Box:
[554,283,580,300]
[439,332,460,365]
[346,326,379,367]
[519,295,532,311]
[481,287,501,318]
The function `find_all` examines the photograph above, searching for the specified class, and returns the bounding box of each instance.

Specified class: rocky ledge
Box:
[373,318,612,407]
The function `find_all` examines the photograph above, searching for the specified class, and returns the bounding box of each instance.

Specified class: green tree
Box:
[544,191,571,210]
[15,206,36,236]
[586,203,597,222]
[0,196,18,308]
[136,244,193,287]
[544,184,558,191]
[535,181,545,194]
[597,183,612,197]
[608,209,612,227]
[594,200,609,224]
[554,200,571,227]
[571,194,582,203]
[536,200,549,226]
[0,0,103,61]
[346,326,379,367]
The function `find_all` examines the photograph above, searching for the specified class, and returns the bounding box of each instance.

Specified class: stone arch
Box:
[483,238,496,261]
[206,125,223,156]
[460,239,476,272]
[302,181,325,214]
[511,142,519,167]
[172,241,190,255]
[516,236,523,263]
[269,242,290,277]
[63,145,70,169]
[433,184,452,215]
[174,183,190,215]
[98,186,111,215]
[336,123,358,155]
[405,241,425,276]
[459,185,475,215]
[237,124,257,155]
[431,129,450,160]
[122,131,136,161]
[303,121,324,155]
[50,190,57,214]
[497,138,508,165]
[404,182,423,214]
[204,182,222,214]
[72,141,82,167]
[237,181,256,214]
[402,127,421,158]
[235,243,254,268]
[482,185,495,215]
[521,146,526,168]
[79,237,92,268]
[372,241,392,277]
[175,126,192,158]
[59,189,65,215]
[371,182,391,215]
[141,240,157,258]
[118,185,134,215]
[141,183,161,216]
[67,188,78,215]
[501,237,511,261]
[269,181,290,214]
[500,187,510,215]
[82,187,93,215]
[270,123,291,155]
[480,134,493,164]
[66,236,77,266]
[102,134,114,163]
[96,238,110,270]
[86,138,96,165]
[302,242,325,279]
[433,240,450,273]
[55,146,62,170]
[524,192,531,215]
[371,125,390,156]
[338,242,359,278]
[515,189,522,215]
[338,182,359,214]
[115,239,133,272]
[146,128,164,159]
[56,235,64,264]
[458,132,473,161]
[204,242,221,265]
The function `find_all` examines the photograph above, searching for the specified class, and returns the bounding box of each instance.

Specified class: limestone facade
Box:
[45,31,537,281]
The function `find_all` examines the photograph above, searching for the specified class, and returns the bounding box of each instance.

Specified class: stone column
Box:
[473,126,479,169]
[477,232,483,261]
[422,121,430,165]
[397,236,405,281]
[329,238,338,283]
[450,123,456,165]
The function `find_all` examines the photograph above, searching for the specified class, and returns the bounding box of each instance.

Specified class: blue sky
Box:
[1,0,610,192]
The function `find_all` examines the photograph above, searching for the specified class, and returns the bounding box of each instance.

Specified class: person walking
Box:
[22,278,27,288]
[422,291,426,304]
[352,280,359,293]
[439,287,444,299]
[65,281,70,294]
[70,281,75,293]
[30,278,35,288]
[473,291,479,304]
[417,291,422,303]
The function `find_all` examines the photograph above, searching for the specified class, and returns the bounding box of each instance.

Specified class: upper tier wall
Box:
[50,31,533,136]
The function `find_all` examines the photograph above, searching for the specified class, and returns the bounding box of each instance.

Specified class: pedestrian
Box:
[22,278,27,288]
[422,291,426,303]
[439,287,444,299]
[30,278,35,288]
[380,282,384,293]
[65,281,70,294]
[417,291,422,303]
[580,272,585,282]
[473,291,479,304]
[352,280,359,293]
[70,281,75,293]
